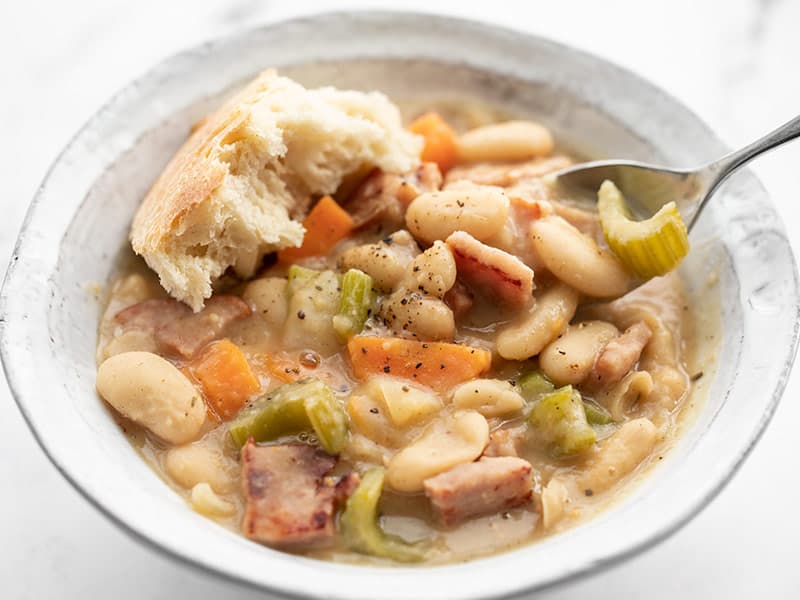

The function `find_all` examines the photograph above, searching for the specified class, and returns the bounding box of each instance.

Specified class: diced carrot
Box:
[347,336,491,392]
[278,195,354,263]
[408,112,459,173]
[190,339,261,420]
[259,353,303,384]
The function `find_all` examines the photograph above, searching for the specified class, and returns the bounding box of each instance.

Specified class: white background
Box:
[2,1,799,598]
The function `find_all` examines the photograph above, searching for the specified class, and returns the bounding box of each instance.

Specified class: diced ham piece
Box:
[114,298,191,330]
[345,163,442,228]
[114,295,251,358]
[155,295,251,358]
[443,280,474,318]
[241,442,359,547]
[592,321,652,385]
[424,457,534,526]
[446,231,534,308]
[413,161,444,192]
[551,202,602,240]
[444,155,573,187]
[483,427,524,458]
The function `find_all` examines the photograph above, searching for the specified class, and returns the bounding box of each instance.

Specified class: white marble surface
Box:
[2,0,799,597]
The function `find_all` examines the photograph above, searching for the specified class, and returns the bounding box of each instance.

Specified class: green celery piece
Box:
[518,371,555,400]
[287,265,320,296]
[528,385,596,456]
[333,269,375,339]
[340,468,428,563]
[228,387,308,448]
[305,387,349,455]
[583,400,613,425]
[228,378,348,454]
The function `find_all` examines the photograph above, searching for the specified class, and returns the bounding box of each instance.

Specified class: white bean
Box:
[283,270,341,356]
[190,483,236,517]
[101,329,159,360]
[242,277,288,329]
[339,231,420,292]
[451,379,524,418]
[596,371,654,421]
[530,217,631,298]
[342,433,392,466]
[96,273,163,363]
[347,395,410,449]
[109,273,161,308]
[540,321,619,385]
[380,290,455,341]
[165,443,237,494]
[496,282,579,360]
[457,120,554,163]
[405,188,509,245]
[647,365,688,413]
[96,351,205,444]
[541,478,569,530]
[402,241,456,298]
[577,418,657,494]
[365,376,442,426]
[386,411,489,492]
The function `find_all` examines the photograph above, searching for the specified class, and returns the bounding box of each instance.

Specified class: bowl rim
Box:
[2,9,799,599]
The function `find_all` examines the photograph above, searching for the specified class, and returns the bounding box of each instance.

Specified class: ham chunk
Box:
[413,161,444,192]
[592,321,652,385]
[112,299,191,357]
[345,162,442,228]
[483,427,524,458]
[551,202,602,240]
[443,280,474,318]
[241,442,359,547]
[155,295,251,358]
[446,231,534,308]
[423,457,533,526]
[445,155,572,187]
[114,298,191,330]
[115,295,251,358]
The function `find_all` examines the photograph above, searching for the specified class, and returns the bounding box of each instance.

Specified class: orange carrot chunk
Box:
[347,336,491,392]
[278,195,354,263]
[258,353,303,384]
[408,112,459,173]
[190,339,261,420]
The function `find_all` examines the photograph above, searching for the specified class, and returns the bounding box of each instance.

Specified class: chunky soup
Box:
[95,82,714,565]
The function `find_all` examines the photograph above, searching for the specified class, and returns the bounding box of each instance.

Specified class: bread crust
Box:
[131,72,274,255]
[130,70,422,310]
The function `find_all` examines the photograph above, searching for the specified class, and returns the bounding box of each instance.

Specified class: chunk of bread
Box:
[131,70,422,311]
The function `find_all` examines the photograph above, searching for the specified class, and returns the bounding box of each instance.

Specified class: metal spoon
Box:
[555,114,800,229]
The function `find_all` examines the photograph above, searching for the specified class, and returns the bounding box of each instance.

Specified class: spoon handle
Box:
[703,113,800,198]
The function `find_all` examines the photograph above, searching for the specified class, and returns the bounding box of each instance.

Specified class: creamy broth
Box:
[95,97,719,565]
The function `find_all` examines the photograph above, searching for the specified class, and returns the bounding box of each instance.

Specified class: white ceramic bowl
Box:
[2,12,798,600]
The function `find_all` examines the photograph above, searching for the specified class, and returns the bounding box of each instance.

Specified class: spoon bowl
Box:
[557,113,800,229]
